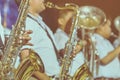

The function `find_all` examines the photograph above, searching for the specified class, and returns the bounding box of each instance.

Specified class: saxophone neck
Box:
[45,1,79,11]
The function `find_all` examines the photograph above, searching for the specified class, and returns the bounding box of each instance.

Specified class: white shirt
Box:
[93,33,120,78]
[54,28,68,50]
[54,28,85,76]
[113,37,120,48]
[0,12,5,44]
[20,13,60,76]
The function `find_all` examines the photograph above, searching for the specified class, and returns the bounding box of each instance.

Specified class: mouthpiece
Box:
[45,1,78,10]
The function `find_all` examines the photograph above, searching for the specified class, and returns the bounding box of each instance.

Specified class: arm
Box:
[100,46,120,65]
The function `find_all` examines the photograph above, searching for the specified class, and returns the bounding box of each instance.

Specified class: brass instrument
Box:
[59,6,81,80]
[77,6,106,30]
[45,1,78,11]
[113,16,120,39]
[45,2,92,80]
[114,16,120,61]
[0,0,30,79]
[114,16,120,32]
[77,6,106,77]
[0,0,44,80]
[14,49,44,80]
[73,63,92,80]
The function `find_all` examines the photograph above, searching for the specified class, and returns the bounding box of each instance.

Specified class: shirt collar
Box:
[94,33,106,41]
[28,13,46,29]
[28,13,43,22]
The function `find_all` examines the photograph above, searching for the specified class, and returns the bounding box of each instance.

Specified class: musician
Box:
[54,10,74,50]
[15,0,87,79]
[54,9,86,76]
[93,19,120,79]
[15,0,60,79]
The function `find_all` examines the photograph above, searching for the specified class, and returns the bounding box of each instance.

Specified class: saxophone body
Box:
[14,49,44,80]
[0,0,44,79]
[60,9,92,80]
[73,63,92,80]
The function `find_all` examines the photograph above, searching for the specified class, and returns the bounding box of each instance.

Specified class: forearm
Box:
[100,46,120,65]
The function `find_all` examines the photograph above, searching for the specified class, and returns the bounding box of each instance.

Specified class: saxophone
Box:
[0,0,44,80]
[14,49,44,80]
[60,7,81,80]
[45,2,92,80]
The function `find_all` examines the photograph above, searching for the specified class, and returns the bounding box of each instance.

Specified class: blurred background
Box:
[0,0,120,42]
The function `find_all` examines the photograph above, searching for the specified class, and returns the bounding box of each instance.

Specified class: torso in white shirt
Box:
[18,13,60,76]
[93,33,120,78]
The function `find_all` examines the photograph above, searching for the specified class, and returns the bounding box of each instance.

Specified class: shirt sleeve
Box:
[54,32,68,50]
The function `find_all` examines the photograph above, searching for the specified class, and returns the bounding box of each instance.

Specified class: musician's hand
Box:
[20,49,30,61]
[72,40,87,56]
[19,30,33,46]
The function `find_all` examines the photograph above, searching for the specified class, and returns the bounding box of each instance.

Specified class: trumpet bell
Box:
[114,16,120,32]
[77,6,106,30]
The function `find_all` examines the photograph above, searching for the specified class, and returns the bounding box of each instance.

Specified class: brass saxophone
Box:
[72,63,92,80]
[0,0,44,80]
[45,2,92,80]
[14,49,44,80]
